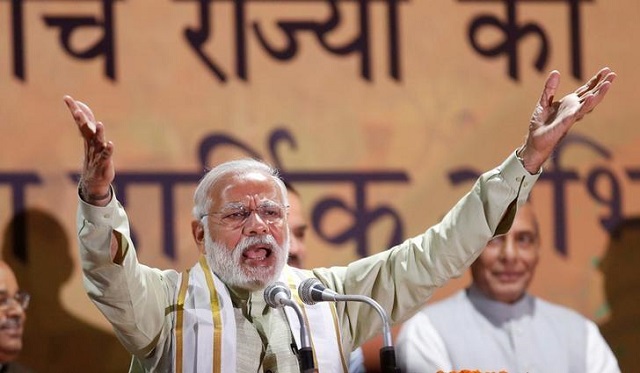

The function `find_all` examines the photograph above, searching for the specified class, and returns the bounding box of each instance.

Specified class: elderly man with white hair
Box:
[65,67,615,372]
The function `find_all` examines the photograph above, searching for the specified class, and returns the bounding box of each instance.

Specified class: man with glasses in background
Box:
[0,260,31,373]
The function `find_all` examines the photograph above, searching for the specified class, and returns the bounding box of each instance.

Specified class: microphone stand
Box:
[284,299,316,373]
[338,294,400,373]
[264,283,317,372]
[299,279,400,372]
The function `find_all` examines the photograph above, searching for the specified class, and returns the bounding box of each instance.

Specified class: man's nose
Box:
[500,238,518,261]
[242,210,269,235]
[2,304,25,322]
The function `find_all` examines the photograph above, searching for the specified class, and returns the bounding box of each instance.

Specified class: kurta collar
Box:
[466,284,534,326]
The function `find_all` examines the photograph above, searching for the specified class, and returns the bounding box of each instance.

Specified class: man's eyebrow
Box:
[0,290,8,296]
[220,202,245,210]
[259,200,281,207]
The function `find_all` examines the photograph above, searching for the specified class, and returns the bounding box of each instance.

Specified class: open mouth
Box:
[242,244,273,262]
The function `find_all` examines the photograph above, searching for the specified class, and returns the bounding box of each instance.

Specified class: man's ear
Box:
[191,220,206,254]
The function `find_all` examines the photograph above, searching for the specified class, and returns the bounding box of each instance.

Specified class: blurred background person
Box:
[285,181,308,269]
[0,260,31,373]
[599,217,640,373]
[396,202,619,373]
[1,209,131,373]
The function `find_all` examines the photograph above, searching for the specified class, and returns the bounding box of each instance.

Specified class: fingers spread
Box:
[580,82,612,115]
[577,68,615,98]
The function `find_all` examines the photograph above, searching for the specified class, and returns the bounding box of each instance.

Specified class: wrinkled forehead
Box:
[210,171,284,209]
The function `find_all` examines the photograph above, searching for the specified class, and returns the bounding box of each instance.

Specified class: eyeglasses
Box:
[203,203,287,229]
[0,291,30,311]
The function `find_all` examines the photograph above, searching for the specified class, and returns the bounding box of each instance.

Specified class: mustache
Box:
[0,317,22,330]
[235,235,278,252]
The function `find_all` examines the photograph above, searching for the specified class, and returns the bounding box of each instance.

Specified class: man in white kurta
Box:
[396,203,620,373]
[65,67,616,372]
[78,153,533,372]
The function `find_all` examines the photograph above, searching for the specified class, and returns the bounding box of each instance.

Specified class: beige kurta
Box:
[77,153,537,372]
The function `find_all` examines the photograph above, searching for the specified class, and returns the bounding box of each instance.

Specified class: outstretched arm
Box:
[64,95,115,207]
[317,67,618,351]
[65,96,172,360]
[65,95,119,258]
[517,67,616,174]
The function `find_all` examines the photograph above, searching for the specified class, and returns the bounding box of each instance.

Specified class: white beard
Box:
[203,228,289,291]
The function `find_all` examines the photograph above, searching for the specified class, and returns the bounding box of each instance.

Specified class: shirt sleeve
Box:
[396,311,452,373]
[312,152,539,347]
[77,192,177,358]
[585,320,621,373]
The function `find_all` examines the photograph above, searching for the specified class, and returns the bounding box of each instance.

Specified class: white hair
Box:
[192,158,288,219]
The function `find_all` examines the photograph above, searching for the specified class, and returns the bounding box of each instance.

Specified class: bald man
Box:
[396,203,619,373]
[0,261,31,372]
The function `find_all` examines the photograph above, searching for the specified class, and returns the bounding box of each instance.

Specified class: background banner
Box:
[1,0,638,371]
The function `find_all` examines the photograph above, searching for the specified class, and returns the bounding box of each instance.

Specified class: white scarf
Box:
[173,257,347,372]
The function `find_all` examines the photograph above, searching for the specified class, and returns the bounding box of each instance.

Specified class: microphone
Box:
[298,278,400,373]
[264,282,315,372]
[264,281,293,308]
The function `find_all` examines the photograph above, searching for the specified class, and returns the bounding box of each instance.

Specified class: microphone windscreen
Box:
[299,278,323,305]
[264,282,291,308]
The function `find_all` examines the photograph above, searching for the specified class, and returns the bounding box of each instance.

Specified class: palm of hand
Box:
[528,92,580,154]
[520,67,615,172]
